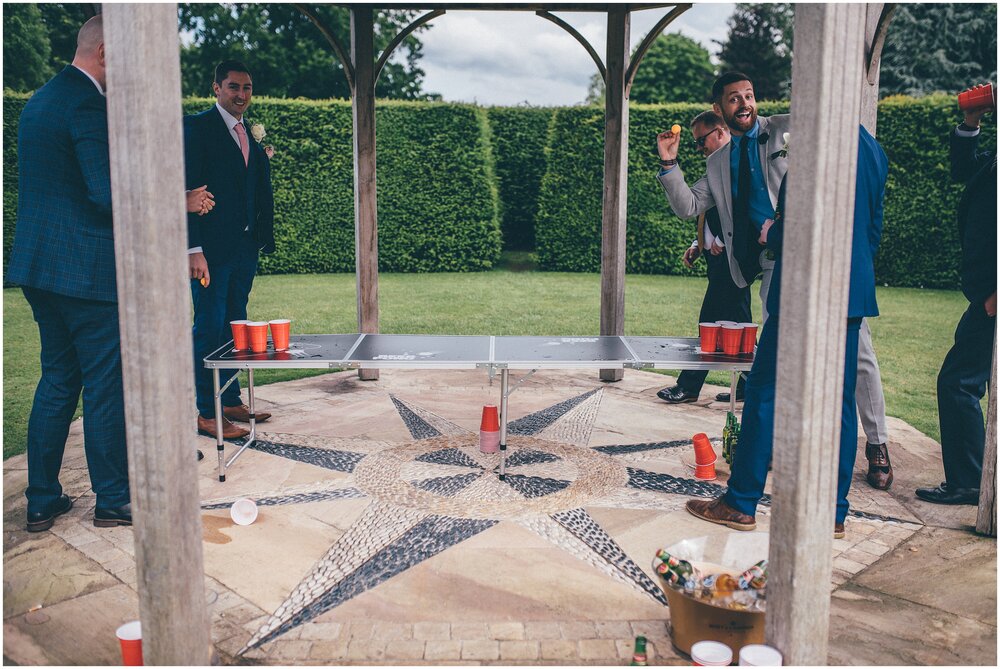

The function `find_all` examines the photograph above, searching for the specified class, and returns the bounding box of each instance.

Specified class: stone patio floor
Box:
[3,368,997,665]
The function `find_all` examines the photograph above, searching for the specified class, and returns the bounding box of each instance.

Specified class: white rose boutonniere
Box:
[250,123,266,142]
[769,132,790,161]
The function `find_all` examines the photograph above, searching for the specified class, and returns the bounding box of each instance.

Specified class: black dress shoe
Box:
[715,391,745,403]
[915,482,979,506]
[656,385,699,404]
[94,503,133,528]
[26,494,73,533]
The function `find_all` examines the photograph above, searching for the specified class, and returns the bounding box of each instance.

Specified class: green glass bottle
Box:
[630,635,648,666]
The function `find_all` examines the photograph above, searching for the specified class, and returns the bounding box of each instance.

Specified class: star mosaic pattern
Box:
[197,388,914,655]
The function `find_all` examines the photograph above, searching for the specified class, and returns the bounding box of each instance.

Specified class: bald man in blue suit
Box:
[685,126,889,537]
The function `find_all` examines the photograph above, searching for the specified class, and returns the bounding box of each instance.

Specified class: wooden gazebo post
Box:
[104,3,210,664]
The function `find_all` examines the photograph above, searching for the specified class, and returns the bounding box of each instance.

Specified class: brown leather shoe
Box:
[223,404,271,423]
[834,522,845,539]
[865,442,893,490]
[197,414,249,440]
[685,497,756,531]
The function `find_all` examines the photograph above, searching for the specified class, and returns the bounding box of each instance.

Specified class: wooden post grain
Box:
[104,4,210,664]
[976,323,996,536]
[765,4,866,665]
[599,7,629,383]
[352,6,380,381]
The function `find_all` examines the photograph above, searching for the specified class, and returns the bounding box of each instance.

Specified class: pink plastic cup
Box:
[720,324,744,356]
[699,322,721,353]
[268,319,291,351]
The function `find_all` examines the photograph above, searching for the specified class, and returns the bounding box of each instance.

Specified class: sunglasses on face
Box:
[695,127,720,148]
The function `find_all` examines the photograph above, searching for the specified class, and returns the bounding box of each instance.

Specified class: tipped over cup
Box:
[230,498,258,525]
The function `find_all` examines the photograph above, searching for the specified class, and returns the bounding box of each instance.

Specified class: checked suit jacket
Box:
[6,66,117,302]
[183,106,274,265]
[657,114,791,289]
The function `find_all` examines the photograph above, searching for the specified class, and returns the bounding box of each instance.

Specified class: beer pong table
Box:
[204,334,754,482]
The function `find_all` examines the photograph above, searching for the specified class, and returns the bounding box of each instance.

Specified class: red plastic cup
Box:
[715,321,737,351]
[480,404,500,454]
[116,620,143,666]
[692,433,716,466]
[699,322,721,353]
[230,320,250,350]
[739,322,759,354]
[268,319,291,351]
[246,322,269,353]
[958,83,995,111]
[720,324,744,356]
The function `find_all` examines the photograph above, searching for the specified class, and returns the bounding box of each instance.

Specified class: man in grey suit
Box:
[655,72,893,489]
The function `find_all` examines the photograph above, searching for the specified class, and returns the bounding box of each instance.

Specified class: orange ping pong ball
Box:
[671,124,682,135]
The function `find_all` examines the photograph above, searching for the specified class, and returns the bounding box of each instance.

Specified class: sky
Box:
[415,2,735,106]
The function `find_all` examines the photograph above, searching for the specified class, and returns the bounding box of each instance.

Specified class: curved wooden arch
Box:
[536,10,607,84]
[292,3,356,92]
[866,3,897,85]
[624,3,691,99]
[375,9,446,85]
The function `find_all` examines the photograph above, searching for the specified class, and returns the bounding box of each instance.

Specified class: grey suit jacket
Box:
[657,114,791,288]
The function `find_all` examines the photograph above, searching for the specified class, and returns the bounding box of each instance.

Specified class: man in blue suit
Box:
[185,60,275,440]
[6,16,213,531]
[685,126,888,537]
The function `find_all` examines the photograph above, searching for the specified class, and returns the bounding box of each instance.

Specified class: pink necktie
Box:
[234,122,249,166]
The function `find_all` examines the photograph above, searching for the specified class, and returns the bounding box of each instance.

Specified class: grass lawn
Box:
[3,272,972,459]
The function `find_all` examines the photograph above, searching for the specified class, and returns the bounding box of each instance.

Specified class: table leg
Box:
[247,367,256,444]
[499,368,508,481]
[214,368,225,482]
[729,371,738,414]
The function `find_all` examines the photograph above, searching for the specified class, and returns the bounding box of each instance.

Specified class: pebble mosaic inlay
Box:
[390,395,445,439]
[507,388,600,435]
[503,474,572,498]
[412,473,484,496]
[594,438,710,456]
[249,438,366,472]
[416,447,484,469]
[504,448,560,468]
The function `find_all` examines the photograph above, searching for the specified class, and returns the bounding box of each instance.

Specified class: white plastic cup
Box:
[739,644,783,666]
[691,640,733,666]
[230,498,258,525]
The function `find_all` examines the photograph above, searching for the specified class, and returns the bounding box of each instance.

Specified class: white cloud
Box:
[417,3,734,106]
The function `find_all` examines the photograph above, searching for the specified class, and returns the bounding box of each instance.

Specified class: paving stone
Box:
[215,632,252,658]
[221,602,267,626]
[578,638,618,660]
[559,620,597,639]
[298,622,343,640]
[451,622,489,640]
[854,539,893,557]
[832,556,867,574]
[384,639,426,660]
[269,639,313,661]
[594,620,632,639]
[524,620,563,640]
[839,547,880,566]
[424,640,463,660]
[461,639,499,660]
[499,639,539,660]
[346,621,376,641]
[347,638,385,660]
[372,621,412,640]
[540,639,578,660]
[412,621,450,640]
[630,620,669,639]
[488,621,524,640]
[308,638,350,660]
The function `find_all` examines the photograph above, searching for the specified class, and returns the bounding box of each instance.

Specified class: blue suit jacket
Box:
[767,126,888,319]
[6,66,117,302]
[183,107,274,266]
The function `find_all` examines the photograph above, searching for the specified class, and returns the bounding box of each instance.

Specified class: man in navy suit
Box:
[685,126,888,537]
[185,60,275,440]
[916,100,996,505]
[6,16,213,531]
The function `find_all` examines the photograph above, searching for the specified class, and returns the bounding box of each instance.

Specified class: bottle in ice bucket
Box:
[630,635,648,666]
[738,559,768,590]
[652,549,698,588]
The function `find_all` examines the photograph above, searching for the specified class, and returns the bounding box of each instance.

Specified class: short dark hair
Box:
[215,60,252,85]
[712,71,753,101]
[691,110,725,129]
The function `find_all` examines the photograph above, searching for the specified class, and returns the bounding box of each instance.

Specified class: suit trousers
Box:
[22,287,130,513]
[724,315,862,524]
[678,250,752,395]
[937,302,995,489]
[758,266,888,446]
[192,234,259,417]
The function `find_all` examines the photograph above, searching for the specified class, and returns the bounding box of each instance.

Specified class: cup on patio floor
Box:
[480,404,500,454]
[739,644,783,666]
[691,640,733,666]
[715,321,737,351]
[269,319,291,351]
[699,322,721,353]
[246,322,269,353]
[116,620,143,666]
[230,498,258,525]
[957,83,995,111]
[692,433,717,480]
[230,320,250,351]
[720,324,744,356]
[739,323,758,354]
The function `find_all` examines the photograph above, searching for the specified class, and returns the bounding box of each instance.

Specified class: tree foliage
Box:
[178,3,437,100]
[587,32,716,105]
[715,3,794,101]
[3,4,53,92]
[879,3,997,97]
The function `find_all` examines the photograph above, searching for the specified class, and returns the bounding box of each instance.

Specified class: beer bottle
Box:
[630,635,648,666]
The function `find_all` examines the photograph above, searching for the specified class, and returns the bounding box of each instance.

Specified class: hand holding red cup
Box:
[957,83,996,112]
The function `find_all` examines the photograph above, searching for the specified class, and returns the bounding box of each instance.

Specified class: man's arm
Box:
[656,169,715,219]
[70,93,113,219]
[950,108,992,183]
[183,116,205,250]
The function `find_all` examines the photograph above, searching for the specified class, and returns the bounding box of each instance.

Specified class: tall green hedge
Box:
[485,106,554,250]
[5,95,501,275]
